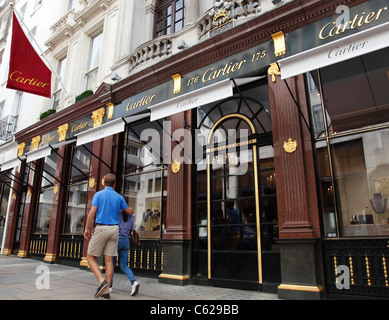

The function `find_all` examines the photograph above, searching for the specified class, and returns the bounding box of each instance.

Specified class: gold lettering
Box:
[9,71,22,81]
[9,71,50,88]
[319,22,336,40]
[71,122,89,133]
[202,59,247,83]
[320,7,388,40]
[375,7,388,21]
[364,12,376,24]
[42,135,55,145]
[126,95,156,112]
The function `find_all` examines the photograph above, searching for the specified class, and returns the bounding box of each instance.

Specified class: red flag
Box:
[7,13,52,98]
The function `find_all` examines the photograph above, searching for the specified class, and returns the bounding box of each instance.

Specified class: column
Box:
[2,166,22,256]
[268,69,324,299]
[44,145,69,263]
[159,111,192,285]
[17,162,41,258]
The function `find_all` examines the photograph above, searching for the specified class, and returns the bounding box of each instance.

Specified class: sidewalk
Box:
[0,255,279,301]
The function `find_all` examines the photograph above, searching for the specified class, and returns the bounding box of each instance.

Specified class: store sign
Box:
[319,7,388,40]
[278,0,389,79]
[283,0,389,58]
[114,41,273,120]
[279,21,389,79]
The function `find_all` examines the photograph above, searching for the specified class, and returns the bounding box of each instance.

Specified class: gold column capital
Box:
[58,123,69,142]
[92,108,106,128]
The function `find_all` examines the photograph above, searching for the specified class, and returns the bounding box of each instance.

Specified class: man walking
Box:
[84,174,133,298]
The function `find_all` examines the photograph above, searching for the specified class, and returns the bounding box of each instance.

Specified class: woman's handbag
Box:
[130,230,140,247]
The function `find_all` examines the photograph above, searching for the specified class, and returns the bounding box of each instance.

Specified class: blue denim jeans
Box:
[112,237,136,286]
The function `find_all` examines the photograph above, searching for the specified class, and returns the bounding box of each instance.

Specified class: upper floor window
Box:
[34,0,42,11]
[85,31,103,90]
[68,0,77,11]
[53,56,67,109]
[155,0,184,38]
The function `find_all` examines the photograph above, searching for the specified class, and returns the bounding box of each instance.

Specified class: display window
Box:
[0,173,11,248]
[308,47,389,238]
[34,153,58,234]
[63,143,92,234]
[122,118,167,239]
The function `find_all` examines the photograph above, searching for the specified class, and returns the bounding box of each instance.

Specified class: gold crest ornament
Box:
[268,63,281,83]
[283,138,298,154]
[172,160,181,174]
[54,184,59,195]
[89,177,96,189]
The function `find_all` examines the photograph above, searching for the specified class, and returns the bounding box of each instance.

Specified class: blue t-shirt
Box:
[92,187,128,225]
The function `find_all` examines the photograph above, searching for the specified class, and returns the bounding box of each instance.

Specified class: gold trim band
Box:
[159,273,190,281]
[2,249,12,256]
[17,250,28,258]
[278,284,324,293]
[44,253,56,263]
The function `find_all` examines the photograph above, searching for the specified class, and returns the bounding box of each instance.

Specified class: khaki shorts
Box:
[87,225,119,257]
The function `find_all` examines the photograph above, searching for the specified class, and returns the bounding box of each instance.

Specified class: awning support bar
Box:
[80,144,117,176]
[277,63,313,140]
[49,145,89,180]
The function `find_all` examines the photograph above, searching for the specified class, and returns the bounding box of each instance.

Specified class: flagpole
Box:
[9,2,70,97]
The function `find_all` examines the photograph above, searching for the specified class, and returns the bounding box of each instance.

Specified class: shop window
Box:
[310,47,389,138]
[155,0,185,38]
[308,47,389,238]
[0,172,11,249]
[35,153,59,234]
[122,118,167,240]
[63,143,92,234]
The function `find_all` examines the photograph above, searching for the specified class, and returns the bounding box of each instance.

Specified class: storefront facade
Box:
[1,0,388,299]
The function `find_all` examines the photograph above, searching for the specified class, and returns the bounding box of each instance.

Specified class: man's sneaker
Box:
[131,281,140,296]
[95,280,109,298]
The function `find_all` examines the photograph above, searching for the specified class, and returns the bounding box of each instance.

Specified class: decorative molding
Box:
[272,31,286,57]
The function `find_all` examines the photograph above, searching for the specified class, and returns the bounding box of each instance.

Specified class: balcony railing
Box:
[128,36,173,72]
[0,115,17,142]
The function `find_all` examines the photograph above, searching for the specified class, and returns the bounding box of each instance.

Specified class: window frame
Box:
[154,0,185,38]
